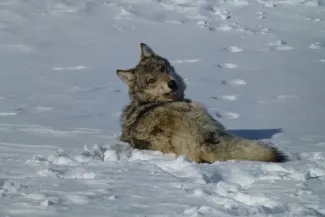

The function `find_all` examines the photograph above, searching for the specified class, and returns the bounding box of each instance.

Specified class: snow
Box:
[0,0,325,216]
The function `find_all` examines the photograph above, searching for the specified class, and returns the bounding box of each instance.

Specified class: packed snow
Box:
[1,0,325,216]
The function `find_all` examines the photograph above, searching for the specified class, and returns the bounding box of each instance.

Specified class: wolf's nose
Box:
[168,80,178,91]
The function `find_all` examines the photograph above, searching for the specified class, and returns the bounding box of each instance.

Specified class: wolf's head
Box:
[116,43,186,104]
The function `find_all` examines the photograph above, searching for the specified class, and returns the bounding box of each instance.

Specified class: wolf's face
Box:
[116,43,186,104]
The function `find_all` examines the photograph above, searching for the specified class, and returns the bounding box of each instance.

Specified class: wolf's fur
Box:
[116,43,287,163]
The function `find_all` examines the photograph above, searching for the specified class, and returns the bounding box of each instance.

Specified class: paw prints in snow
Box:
[222,79,247,86]
[0,112,17,116]
[258,12,266,19]
[222,46,243,53]
[309,42,324,50]
[304,17,322,22]
[215,24,233,32]
[16,106,53,114]
[171,59,201,64]
[258,95,298,104]
[220,95,238,101]
[224,112,240,119]
[1,180,28,197]
[2,44,34,53]
[268,40,294,51]
[217,63,238,69]
[214,9,231,20]
[275,95,298,99]
[52,66,88,71]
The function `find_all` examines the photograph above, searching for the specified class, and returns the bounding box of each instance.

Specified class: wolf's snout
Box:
[168,80,178,92]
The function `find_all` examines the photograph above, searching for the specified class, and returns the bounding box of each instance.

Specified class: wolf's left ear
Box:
[116,69,135,84]
[140,43,155,58]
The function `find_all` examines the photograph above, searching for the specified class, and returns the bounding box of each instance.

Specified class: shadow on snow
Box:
[227,128,283,140]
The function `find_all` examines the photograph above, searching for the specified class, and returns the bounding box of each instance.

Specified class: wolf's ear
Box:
[116,69,135,84]
[140,43,155,58]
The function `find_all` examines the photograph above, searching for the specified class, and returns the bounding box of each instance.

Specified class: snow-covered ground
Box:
[1,0,325,216]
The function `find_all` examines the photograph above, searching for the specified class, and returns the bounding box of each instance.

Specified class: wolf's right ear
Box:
[116,69,135,84]
[140,43,155,58]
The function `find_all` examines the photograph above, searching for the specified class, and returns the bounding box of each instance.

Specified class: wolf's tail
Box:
[202,131,288,163]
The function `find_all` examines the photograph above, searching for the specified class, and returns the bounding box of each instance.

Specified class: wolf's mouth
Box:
[164,90,178,96]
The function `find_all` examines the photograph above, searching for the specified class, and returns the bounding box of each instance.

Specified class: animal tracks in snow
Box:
[258,95,299,104]
[215,24,233,31]
[16,106,54,114]
[268,40,294,51]
[257,11,267,19]
[171,59,201,64]
[220,95,238,101]
[275,95,298,99]
[218,63,239,69]
[52,66,88,71]
[222,79,247,86]
[309,42,324,50]
[0,112,17,116]
[2,44,34,53]
[222,46,243,53]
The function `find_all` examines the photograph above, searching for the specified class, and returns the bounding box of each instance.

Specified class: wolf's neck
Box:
[128,92,186,106]
[129,100,165,107]
[128,97,191,108]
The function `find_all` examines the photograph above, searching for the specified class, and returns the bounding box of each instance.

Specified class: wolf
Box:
[116,43,287,163]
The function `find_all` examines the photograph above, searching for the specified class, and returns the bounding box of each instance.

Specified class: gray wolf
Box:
[116,43,287,163]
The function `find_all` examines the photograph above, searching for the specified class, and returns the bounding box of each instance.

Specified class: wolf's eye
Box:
[147,78,156,84]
